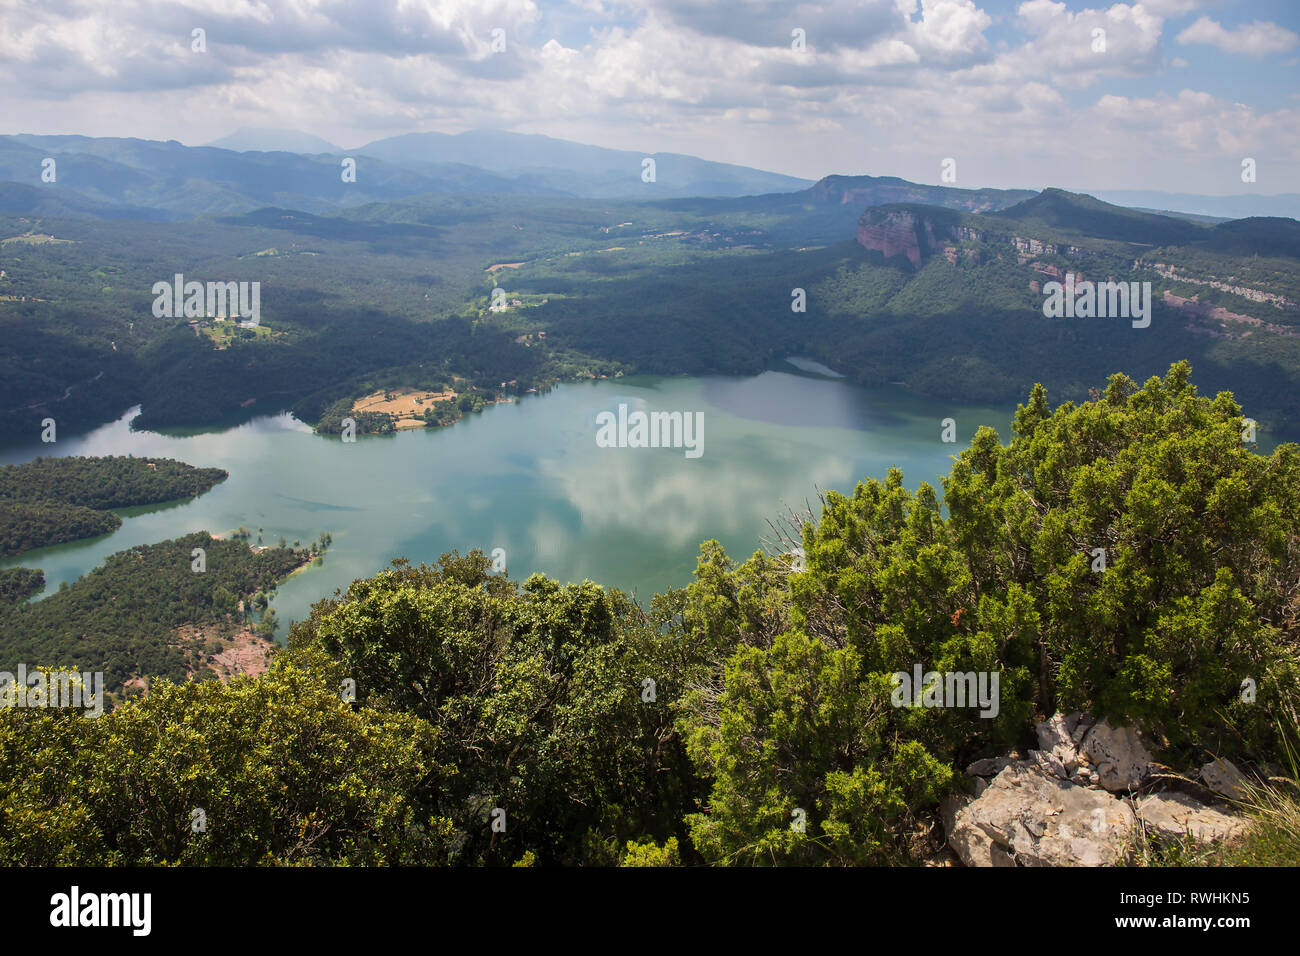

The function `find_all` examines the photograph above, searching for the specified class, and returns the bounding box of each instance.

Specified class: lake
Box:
[0,363,1015,634]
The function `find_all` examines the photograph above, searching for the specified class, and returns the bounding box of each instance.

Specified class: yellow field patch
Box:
[352,387,456,418]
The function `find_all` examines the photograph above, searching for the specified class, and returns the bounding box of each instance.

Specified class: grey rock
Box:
[948,764,1136,867]
[1036,711,1088,772]
[1070,766,1098,787]
[940,794,971,840]
[1029,749,1068,779]
[1080,718,1153,791]
[966,756,1015,777]
[1137,791,1246,844]
[1200,758,1250,802]
[1071,718,1094,745]
[989,842,1018,867]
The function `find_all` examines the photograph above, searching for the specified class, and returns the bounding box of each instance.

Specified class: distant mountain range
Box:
[0,128,1294,223]
[350,129,813,199]
[1091,190,1300,223]
[0,129,810,218]
[206,127,343,155]
[0,133,533,219]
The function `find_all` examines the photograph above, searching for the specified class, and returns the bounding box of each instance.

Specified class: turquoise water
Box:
[0,367,1014,633]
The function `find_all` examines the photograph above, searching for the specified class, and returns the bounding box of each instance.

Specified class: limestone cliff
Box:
[856,209,931,268]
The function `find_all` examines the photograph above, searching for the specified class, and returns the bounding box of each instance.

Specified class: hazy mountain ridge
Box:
[1093,189,1300,223]
[809,173,1035,213]
[354,129,814,198]
[0,134,538,219]
[0,130,813,217]
[205,127,344,154]
[0,131,1292,226]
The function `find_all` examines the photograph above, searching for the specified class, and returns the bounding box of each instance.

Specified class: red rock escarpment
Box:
[857,210,931,268]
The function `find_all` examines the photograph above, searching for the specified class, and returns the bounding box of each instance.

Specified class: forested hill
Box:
[806,173,1035,214]
[0,455,227,509]
[0,456,227,557]
[0,531,309,698]
[2,184,1298,442]
[0,567,43,604]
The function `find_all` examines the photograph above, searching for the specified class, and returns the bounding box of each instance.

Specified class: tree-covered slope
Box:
[0,455,227,510]
[675,362,1299,864]
[0,499,119,557]
[0,456,227,556]
[3,185,1298,441]
[0,567,43,604]
[0,366,1295,866]
[991,187,1210,245]
[0,531,305,696]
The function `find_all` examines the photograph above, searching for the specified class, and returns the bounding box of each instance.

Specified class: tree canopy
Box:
[1,364,1295,866]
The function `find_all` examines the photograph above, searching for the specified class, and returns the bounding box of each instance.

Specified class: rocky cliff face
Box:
[855,208,961,268]
[856,209,934,268]
[855,208,1098,272]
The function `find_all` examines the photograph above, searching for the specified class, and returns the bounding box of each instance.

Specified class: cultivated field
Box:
[351,387,456,418]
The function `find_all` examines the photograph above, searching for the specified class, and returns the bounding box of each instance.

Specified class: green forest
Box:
[0,455,227,556]
[2,187,1298,443]
[1,365,1296,866]
[0,531,309,697]
[0,567,42,604]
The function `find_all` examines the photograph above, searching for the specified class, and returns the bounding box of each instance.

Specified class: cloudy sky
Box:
[1,0,1296,194]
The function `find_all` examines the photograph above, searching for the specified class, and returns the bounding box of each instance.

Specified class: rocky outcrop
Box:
[856,209,931,268]
[1201,758,1250,801]
[1012,236,1056,257]
[1080,718,1153,791]
[946,712,1249,866]
[1036,711,1088,771]
[949,763,1136,867]
[1136,792,1246,843]
[855,208,994,268]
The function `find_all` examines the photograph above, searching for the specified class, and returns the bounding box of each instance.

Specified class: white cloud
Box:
[1009,0,1165,84]
[0,0,1296,193]
[1176,17,1299,56]
[1089,88,1300,162]
[907,0,992,57]
[1134,0,1214,15]
[540,38,581,62]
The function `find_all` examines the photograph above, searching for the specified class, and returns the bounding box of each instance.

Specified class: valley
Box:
[2,170,1298,449]
[0,127,1296,875]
